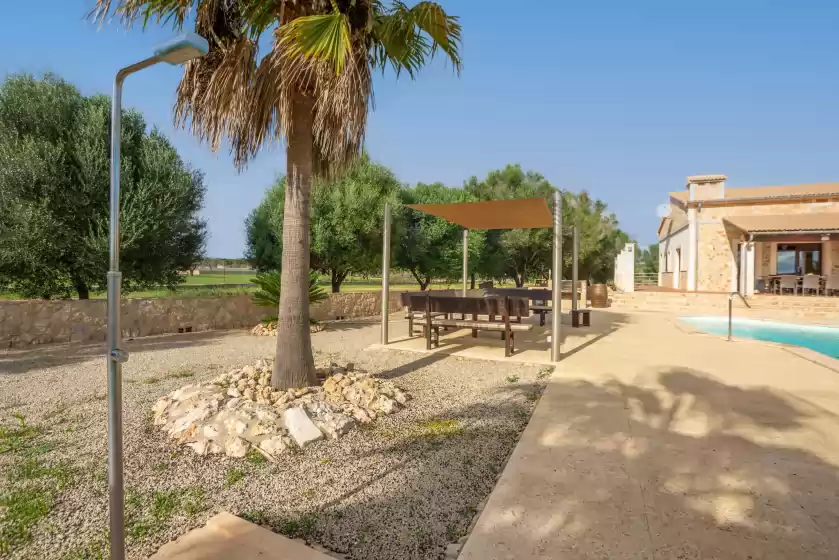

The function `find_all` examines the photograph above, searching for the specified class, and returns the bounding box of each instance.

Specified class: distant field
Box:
[183,271,255,285]
[0,273,514,300]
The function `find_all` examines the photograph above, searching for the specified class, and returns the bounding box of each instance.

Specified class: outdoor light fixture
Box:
[153,34,210,64]
[822,234,830,241]
[106,33,208,560]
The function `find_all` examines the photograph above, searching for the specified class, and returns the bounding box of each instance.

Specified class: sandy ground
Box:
[0,318,548,560]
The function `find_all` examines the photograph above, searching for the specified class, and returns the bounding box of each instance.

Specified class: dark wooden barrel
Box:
[590,284,609,308]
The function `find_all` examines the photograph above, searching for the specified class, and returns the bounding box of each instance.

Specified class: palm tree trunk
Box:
[272,90,318,390]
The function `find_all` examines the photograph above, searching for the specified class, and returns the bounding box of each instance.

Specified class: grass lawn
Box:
[0,274,516,300]
[183,271,254,286]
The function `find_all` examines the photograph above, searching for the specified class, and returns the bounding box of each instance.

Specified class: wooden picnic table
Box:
[402,292,532,357]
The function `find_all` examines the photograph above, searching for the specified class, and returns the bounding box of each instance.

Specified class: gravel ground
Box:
[0,319,549,560]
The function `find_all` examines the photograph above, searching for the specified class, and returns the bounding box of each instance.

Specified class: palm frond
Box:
[409,1,462,71]
[371,6,429,77]
[280,9,351,75]
[90,0,194,29]
[250,269,282,308]
[233,24,368,172]
[311,35,370,171]
[309,273,328,304]
[175,34,257,154]
[240,0,286,38]
[371,0,461,77]
[92,0,459,176]
[251,270,328,308]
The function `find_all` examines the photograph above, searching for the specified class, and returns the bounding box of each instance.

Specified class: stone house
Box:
[657,174,839,295]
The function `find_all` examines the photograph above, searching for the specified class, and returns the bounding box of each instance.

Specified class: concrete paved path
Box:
[150,512,335,560]
[460,311,839,559]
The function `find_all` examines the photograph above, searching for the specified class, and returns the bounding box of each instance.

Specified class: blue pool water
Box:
[682,316,839,359]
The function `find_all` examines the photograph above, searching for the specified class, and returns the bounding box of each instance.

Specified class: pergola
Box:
[380,193,565,361]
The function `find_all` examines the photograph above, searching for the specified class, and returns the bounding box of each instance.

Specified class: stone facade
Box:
[696,223,735,292]
[610,291,839,324]
[698,200,839,291]
[0,291,404,349]
[660,174,839,292]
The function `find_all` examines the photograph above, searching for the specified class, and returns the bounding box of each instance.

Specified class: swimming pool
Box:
[681,316,839,359]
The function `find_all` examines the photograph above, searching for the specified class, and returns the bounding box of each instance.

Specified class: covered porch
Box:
[724,214,839,296]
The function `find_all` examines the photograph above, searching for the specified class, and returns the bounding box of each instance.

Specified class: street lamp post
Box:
[107,33,208,560]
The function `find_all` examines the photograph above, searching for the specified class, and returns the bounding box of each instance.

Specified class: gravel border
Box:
[1,322,549,559]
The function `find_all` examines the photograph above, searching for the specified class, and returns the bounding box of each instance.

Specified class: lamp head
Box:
[154,33,209,65]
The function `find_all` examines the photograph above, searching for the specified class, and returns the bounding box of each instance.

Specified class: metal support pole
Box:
[551,191,562,361]
[462,230,469,296]
[572,225,579,312]
[381,203,392,345]
[107,74,127,560]
[107,56,159,560]
[728,292,736,341]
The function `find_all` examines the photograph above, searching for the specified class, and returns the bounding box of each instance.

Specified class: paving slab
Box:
[150,512,335,560]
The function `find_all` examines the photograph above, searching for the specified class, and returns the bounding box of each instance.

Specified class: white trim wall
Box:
[687,209,697,290]
[659,226,690,288]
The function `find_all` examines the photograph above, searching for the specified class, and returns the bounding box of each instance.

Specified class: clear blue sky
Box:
[2,1,837,256]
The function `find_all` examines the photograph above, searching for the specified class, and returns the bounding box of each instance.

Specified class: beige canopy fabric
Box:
[723,213,839,233]
[406,198,552,229]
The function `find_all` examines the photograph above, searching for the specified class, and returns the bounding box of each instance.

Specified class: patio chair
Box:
[801,275,821,296]
[778,276,798,295]
[826,275,839,296]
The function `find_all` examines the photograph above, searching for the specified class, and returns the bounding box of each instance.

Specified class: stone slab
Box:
[284,407,324,447]
[150,512,334,560]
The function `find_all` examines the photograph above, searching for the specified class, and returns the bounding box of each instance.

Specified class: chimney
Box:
[687,174,727,202]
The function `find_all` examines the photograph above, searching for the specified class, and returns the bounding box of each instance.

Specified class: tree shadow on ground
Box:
[0,330,239,375]
[375,351,453,380]
[232,367,839,560]
[222,380,544,560]
[460,367,839,559]
[317,319,387,332]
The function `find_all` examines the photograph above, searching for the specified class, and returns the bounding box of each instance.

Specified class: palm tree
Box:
[91,0,462,389]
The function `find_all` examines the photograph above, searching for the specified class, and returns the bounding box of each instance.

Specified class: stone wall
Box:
[0,292,405,349]
[610,291,839,324]
[310,291,403,322]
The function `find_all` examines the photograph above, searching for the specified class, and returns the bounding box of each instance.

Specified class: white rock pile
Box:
[152,359,410,459]
[251,321,324,336]
[250,322,277,336]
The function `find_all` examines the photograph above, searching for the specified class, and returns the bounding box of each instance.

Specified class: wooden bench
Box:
[405,293,532,357]
[401,290,456,337]
[571,308,591,328]
[486,288,553,326]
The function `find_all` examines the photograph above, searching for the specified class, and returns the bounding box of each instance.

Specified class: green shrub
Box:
[250,271,327,310]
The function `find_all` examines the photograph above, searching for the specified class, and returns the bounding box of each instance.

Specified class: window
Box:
[776,244,822,275]
[777,249,796,274]
[802,250,821,274]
